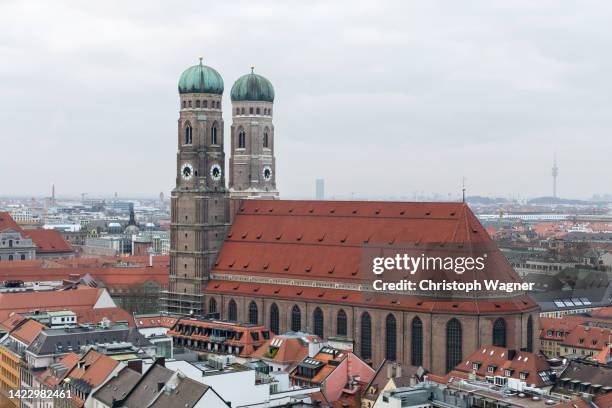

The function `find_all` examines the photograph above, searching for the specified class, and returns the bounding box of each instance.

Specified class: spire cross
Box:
[199,56,203,65]
[250,66,255,74]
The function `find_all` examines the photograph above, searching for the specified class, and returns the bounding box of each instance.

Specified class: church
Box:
[161,58,540,375]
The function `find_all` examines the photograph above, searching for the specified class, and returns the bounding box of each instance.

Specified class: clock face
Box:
[262,166,272,181]
[210,164,222,181]
[181,163,193,180]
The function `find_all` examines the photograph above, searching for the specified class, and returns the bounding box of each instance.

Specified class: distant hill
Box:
[527,196,592,205]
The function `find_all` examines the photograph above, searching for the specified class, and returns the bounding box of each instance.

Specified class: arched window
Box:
[241,107,245,114]
[336,310,347,337]
[20,254,26,261]
[411,317,423,366]
[361,312,372,360]
[492,318,507,347]
[385,314,397,361]
[203,100,208,108]
[182,101,186,108]
[195,100,200,108]
[313,308,324,337]
[8,255,13,261]
[527,316,534,352]
[446,318,462,373]
[209,298,217,314]
[270,303,279,334]
[211,124,218,145]
[249,302,258,324]
[256,107,260,115]
[263,129,269,148]
[238,129,246,149]
[228,300,237,321]
[184,123,192,145]
[249,107,254,114]
[291,305,301,332]
[236,108,240,115]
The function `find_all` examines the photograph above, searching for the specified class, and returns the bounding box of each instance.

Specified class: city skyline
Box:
[1,1,612,199]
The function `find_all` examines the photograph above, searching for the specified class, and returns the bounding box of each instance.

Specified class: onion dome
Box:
[178,57,224,95]
[230,67,275,102]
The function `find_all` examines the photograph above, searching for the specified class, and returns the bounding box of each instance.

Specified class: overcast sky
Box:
[1,0,611,200]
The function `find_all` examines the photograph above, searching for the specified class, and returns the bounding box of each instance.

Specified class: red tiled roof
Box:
[0,313,26,332]
[451,346,552,387]
[539,317,583,341]
[37,352,80,388]
[592,306,612,319]
[208,200,537,313]
[65,349,119,390]
[250,333,321,364]
[11,319,47,345]
[0,286,106,321]
[23,229,73,253]
[561,325,611,351]
[0,212,22,232]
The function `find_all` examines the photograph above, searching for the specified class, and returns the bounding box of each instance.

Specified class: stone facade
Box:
[162,91,230,315]
[204,293,540,374]
[229,101,279,199]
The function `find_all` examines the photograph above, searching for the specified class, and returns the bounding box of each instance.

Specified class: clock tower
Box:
[163,58,230,316]
[229,68,279,199]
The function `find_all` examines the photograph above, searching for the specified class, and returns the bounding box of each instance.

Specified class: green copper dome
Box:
[230,69,275,102]
[178,58,224,95]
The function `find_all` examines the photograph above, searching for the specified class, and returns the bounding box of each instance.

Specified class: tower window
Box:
[446,318,462,373]
[493,318,507,348]
[241,107,245,115]
[236,108,240,115]
[249,107,254,114]
[263,108,267,115]
[184,123,193,145]
[196,100,200,108]
[228,300,237,321]
[313,307,324,337]
[238,129,246,149]
[182,101,186,108]
[203,100,208,108]
[216,101,220,109]
[263,129,269,148]
[411,317,423,366]
[361,312,372,360]
[270,303,280,334]
[256,107,260,115]
[249,301,259,324]
[209,298,217,314]
[291,305,301,332]
[211,123,218,145]
[336,309,347,337]
[188,100,192,107]
[385,313,397,361]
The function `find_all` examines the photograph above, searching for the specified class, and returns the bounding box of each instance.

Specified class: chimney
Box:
[395,362,402,378]
[127,359,143,374]
[387,363,393,379]
[508,350,517,361]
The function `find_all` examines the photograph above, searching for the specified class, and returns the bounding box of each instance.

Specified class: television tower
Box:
[552,153,559,198]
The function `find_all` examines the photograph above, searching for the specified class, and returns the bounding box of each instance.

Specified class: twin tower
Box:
[164,58,278,315]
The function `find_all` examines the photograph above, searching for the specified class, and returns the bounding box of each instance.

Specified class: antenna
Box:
[462,177,466,203]
[552,153,559,199]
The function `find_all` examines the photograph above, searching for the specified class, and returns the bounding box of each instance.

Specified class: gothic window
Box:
[263,129,269,148]
[361,312,372,360]
[182,101,186,108]
[209,298,217,314]
[249,107,254,114]
[188,100,192,107]
[385,314,397,361]
[411,317,423,366]
[446,318,462,373]
[337,309,347,336]
[236,108,240,115]
[241,107,245,114]
[313,307,324,337]
[256,107,260,115]
[203,100,208,108]
[216,101,220,109]
[211,123,218,145]
[184,123,193,145]
[20,254,26,260]
[492,318,507,347]
[270,303,280,334]
[195,100,200,108]
[238,129,246,149]
[291,305,301,332]
[228,300,237,321]
[8,255,13,261]
[249,301,258,324]
[527,316,534,352]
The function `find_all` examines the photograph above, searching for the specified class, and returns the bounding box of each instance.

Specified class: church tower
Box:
[228,68,279,199]
[163,58,230,316]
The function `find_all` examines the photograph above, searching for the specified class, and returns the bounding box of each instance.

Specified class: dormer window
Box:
[519,372,528,380]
